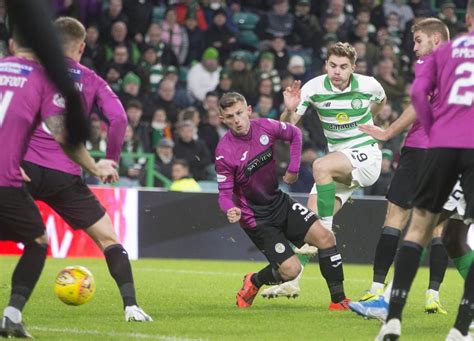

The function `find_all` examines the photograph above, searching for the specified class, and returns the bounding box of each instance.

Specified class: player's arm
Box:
[215,152,240,223]
[44,115,119,182]
[359,104,416,141]
[281,80,304,125]
[267,119,302,184]
[95,77,128,162]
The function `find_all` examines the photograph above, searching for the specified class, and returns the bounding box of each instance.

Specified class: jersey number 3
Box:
[0,90,14,128]
[448,62,474,106]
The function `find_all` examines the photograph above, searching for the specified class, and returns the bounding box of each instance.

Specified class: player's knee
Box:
[312,158,329,180]
[279,261,301,281]
[441,229,462,256]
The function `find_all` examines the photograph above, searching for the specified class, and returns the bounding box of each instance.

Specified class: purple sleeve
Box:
[94,75,128,162]
[215,153,235,213]
[40,81,66,120]
[266,119,302,173]
[410,57,437,134]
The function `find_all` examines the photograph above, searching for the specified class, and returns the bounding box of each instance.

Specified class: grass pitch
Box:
[0,256,466,340]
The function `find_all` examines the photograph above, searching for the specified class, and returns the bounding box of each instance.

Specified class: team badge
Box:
[351,98,363,109]
[260,134,269,145]
[336,112,349,124]
[275,243,286,254]
[53,93,66,108]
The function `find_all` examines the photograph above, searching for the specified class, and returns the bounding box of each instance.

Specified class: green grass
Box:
[0,256,466,340]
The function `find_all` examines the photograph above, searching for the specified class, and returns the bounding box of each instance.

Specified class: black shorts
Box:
[386,147,426,209]
[0,187,45,243]
[413,148,474,221]
[244,192,319,269]
[21,161,106,230]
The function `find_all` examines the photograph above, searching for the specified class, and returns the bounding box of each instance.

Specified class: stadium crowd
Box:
[0,0,467,194]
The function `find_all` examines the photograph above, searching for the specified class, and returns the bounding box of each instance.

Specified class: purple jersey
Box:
[0,57,64,187]
[24,58,127,175]
[215,118,302,228]
[411,32,474,149]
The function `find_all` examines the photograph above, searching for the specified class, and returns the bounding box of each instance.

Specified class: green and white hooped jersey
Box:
[296,73,386,152]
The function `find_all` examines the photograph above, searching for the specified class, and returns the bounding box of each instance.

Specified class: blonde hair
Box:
[411,18,450,41]
[218,92,247,112]
[54,17,86,52]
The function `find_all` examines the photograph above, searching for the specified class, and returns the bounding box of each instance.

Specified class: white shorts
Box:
[442,180,466,220]
[310,145,382,205]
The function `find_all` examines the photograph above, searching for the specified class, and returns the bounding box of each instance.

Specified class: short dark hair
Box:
[218,92,247,112]
[172,159,189,169]
[327,42,357,65]
[126,99,143,111]
[411,18,450,41]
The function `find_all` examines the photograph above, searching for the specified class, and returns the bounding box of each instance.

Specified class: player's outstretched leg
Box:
[425,237,448,315]
[0,239,48,339]
[446,263,474,340]
[261,243,317,299]
[86,214,152,322]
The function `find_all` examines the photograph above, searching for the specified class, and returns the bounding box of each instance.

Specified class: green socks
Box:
[316,181,336,229]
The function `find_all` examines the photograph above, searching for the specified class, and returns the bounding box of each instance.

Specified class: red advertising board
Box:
[0,187,138,259]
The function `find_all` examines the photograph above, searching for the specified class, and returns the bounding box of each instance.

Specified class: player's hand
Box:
[20,167,31,182]
[283,171,298,184]
[358,124,390,141]
[96,159,119,183]
[226,207,241,223]
[283,80,301,112]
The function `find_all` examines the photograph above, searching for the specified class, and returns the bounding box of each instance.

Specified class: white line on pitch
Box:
[29,326,205,341]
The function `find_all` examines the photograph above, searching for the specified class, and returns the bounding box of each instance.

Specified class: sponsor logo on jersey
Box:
[216,174,226,182]
[259,134,269,145]
[53,93,66,108]
[215,155,224,160]
[244,147,272,177]
[336,112,349,124]
[280,122,287,130]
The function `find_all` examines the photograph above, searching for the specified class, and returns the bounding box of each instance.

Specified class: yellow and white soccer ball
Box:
[54,265,96,306]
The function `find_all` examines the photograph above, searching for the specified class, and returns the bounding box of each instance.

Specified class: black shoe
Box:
[0,316,33,338]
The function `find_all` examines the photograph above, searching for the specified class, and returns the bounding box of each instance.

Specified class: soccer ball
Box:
[54,266,96,306]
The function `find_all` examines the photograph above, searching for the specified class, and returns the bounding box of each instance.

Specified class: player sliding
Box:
[215,92,350,310]
[377,2,474,339]
[20,17,152,322]
[263,42,386,302]
[0,27,117,338]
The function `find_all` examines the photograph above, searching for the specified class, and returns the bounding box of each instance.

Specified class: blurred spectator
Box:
[350,23,378,62]
[107,44,136,77]
[82,24,106,71]
[374,58,405,109]
[293,0,322,50]
[198,108,221,156]
[438,1,465,38]
[352,40,375,72]
[365,149,394,196]
[187,47,222,103]
[169,159,202,192]
[104,63,123,93]
[386,11,403,46]
[122,0,153,42]
[98,0,129,42]
[178,107,201,134]
[85,117,107,153]
[321,14,344,42]
[273,70,294,111]
[409,0,435,17]
[197,91,220,118]
[176,0,208,31]
[354,6,376,38]
[151,108,173,149]
[160,7,188,65]
[254,94,278,119]
[119,71,155,120]
[268,34,290,73]
[355,58,370,75]
[153,138,175,187]
[290,143,318,193]
[255,0,298,45]
[163,66,190,107]
[320,0,353,40]
[255,51,281,94]
[288,55,310,83]
[173,120,212,180]
[118,124,146,187]
[384,0,415,31]
[214,69,234,96]
[143,23,179,67]
[104,20,141,64]
[203,0,237,32]
[136,44,163,93]
[52,0,102,25]
[204,9,237,64]
[126,100,152,152]
[183,11,205,65]
[228,51,257,102]
[153,79,182,125]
